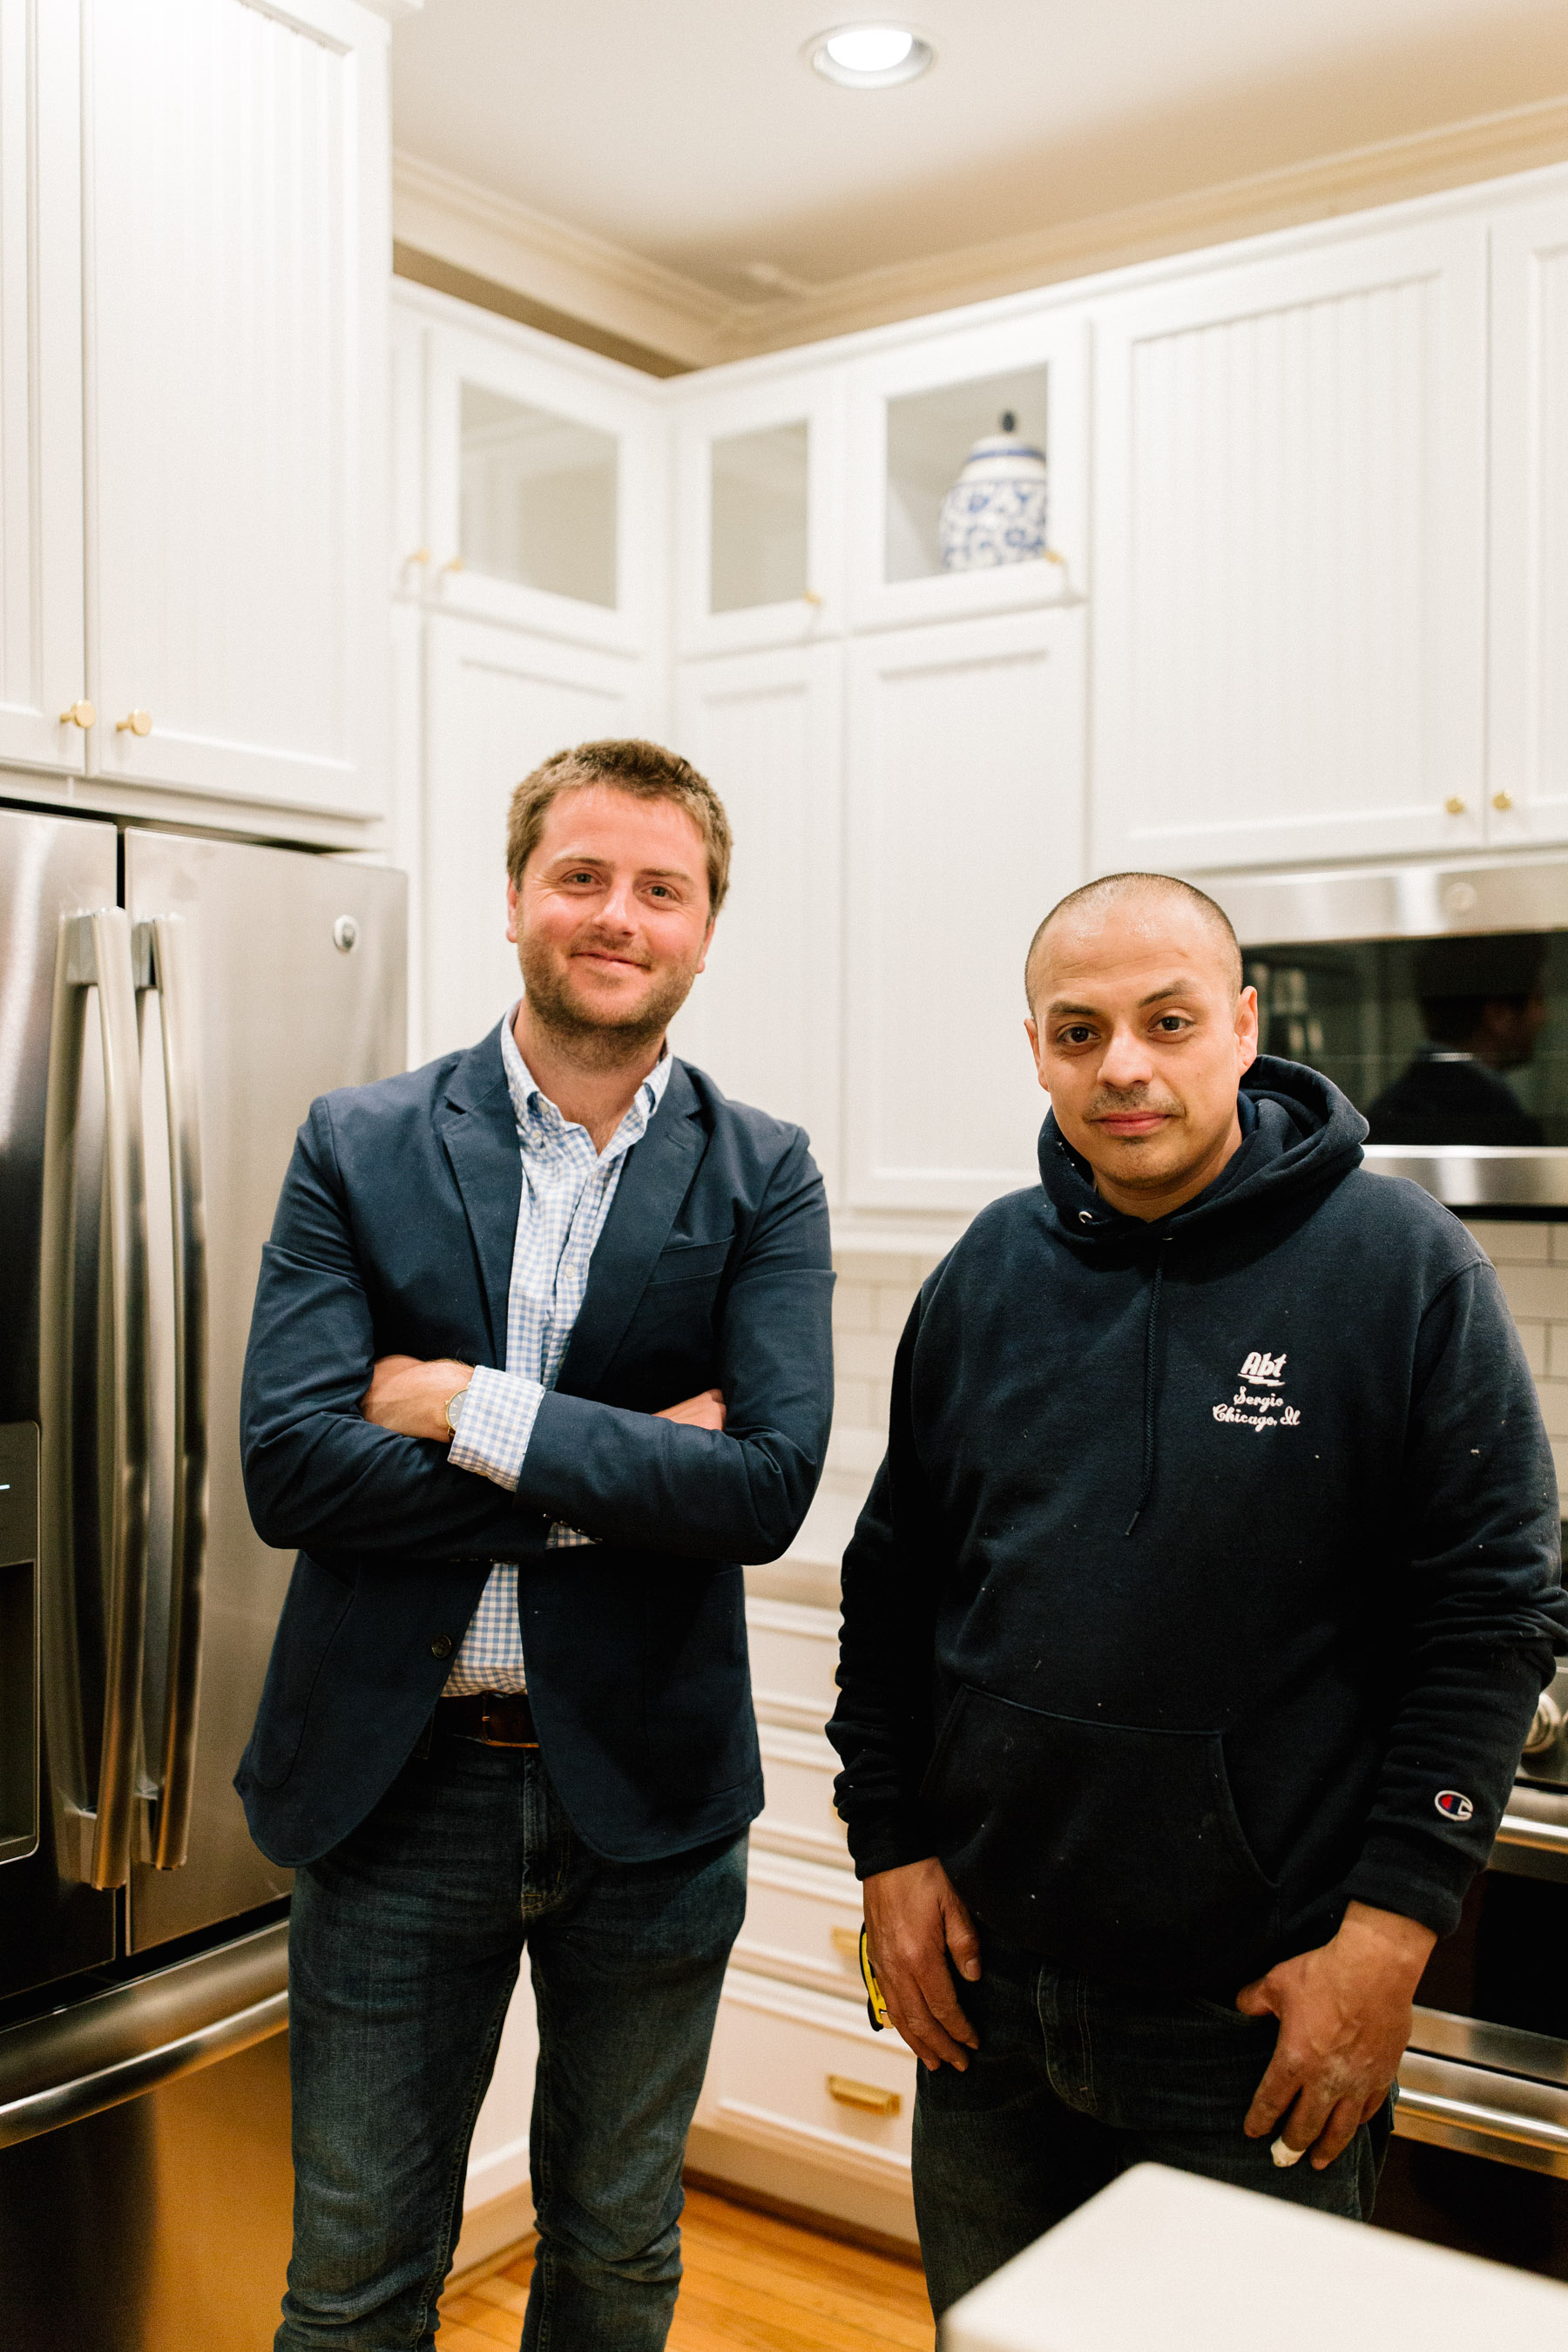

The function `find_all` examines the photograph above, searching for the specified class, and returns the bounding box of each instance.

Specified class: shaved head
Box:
[1025,873,1242,1011]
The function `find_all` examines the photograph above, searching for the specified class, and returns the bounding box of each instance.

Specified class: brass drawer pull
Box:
[829,1926,860,1958]
[828,2073,900,2118]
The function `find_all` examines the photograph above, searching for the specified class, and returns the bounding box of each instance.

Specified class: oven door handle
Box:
[1494,1808,1568,1859]
[1396,2072,1568,2163]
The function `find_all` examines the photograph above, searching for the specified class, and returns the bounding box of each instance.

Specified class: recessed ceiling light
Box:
[807,24,936,89]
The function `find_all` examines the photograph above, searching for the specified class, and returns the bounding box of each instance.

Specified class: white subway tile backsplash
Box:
[831,1284,875,1336]
[835,1329,898,1383]
[1467,1220,1551,1265]
[1495,1262,1568,1324]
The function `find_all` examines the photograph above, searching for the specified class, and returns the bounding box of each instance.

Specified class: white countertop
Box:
[942,2163,1568,2352]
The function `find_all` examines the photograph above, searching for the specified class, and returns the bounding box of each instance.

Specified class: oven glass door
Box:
[1243,929,1568,1146]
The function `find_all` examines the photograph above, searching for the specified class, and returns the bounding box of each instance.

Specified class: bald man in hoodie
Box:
[829,873,1567,2320]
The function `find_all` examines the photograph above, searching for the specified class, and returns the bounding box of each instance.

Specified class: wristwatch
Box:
[444,1382,470,1436]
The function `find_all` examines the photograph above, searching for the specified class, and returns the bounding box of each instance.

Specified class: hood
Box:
[1036,1055,1368,1252]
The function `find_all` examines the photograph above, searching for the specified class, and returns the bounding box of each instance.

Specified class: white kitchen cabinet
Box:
[81,0,391,825]
[422,313,663,659]
[699,1970,916,2192]
[845,607,1085,1216]
[1489,197,1568,849]
[845,308,1088,635]
[668,645,843,1196]
[0,1,86,774]
[1092,220,1489,875]
[420,614,659,1064]
[673,368,846,657]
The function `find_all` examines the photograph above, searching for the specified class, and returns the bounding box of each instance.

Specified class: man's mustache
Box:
[1086,1089,1184,1119]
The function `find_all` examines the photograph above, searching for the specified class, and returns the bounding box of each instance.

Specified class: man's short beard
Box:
[517,934,697,1071]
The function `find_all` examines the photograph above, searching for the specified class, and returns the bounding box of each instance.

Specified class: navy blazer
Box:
[235,1026,835,1868]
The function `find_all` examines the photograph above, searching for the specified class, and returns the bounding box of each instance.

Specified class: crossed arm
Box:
[361,1354,727,1440]
[240,1098,835,1565]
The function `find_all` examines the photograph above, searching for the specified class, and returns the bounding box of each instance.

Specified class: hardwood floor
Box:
[438,2187,932,2351]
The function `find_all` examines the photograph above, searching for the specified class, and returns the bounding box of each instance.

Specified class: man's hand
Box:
[862,1858,982,2072]
[1237,1900,1436,2168]
[362,1355,474,1442]
[655,1389,726,1430]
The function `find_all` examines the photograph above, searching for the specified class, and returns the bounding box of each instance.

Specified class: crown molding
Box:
[391,151,732,368]
[712,92,1568,359]
[395,92,1568,374]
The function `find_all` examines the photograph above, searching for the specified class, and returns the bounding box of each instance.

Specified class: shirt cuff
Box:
[446,1364,546,1492]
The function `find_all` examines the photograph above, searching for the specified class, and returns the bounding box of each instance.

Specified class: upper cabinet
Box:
[673,369,845,657]
[1091,221,1490,875]
[417,317,663,659]
[0,0,392,836]
[844,607,1086,1215]
[0,1,85,775]
[669,642,843,1193]
[1489,197,1568,850]
[82,0,390,826]
[845,310,1088,635]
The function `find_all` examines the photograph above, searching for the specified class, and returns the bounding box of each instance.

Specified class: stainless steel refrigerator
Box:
[0,804,406,2350]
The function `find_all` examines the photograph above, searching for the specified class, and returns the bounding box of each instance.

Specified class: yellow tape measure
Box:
[859,1922,890,2032]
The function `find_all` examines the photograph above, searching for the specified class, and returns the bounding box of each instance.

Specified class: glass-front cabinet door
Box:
[846,310,1087,632]
[675,371,844,655]
[424,321,661,656]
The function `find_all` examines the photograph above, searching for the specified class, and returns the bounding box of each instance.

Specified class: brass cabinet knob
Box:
[1493,791,1514,812]
[116,709,152,737]
[405,547,430,567]
[440,554,465,573]
[58,700,96,728]
[801,588,825,607]
[1444,796,1466,815]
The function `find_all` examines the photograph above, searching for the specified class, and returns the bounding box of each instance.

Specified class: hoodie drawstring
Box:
[1125,1244,1166,1536]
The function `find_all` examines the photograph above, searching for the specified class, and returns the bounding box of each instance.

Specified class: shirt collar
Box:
[499,1005,673,1157]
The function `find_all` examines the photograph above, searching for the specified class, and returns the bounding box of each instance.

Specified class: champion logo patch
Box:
[1435,1789,1474,1821]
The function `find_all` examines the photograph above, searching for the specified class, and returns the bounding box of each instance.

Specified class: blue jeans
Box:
[913,1931,1394,2321]
[276,1727,747,2350]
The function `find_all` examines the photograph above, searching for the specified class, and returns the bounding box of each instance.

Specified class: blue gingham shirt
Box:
[443,1010,673,1695]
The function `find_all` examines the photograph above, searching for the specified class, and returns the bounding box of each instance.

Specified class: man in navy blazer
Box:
[238,739,834,2351]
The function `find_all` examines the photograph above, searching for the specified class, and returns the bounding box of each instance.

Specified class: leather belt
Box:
[434,1693,539,1749]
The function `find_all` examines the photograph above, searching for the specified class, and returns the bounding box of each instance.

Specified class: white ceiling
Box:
[392,0,1568,302]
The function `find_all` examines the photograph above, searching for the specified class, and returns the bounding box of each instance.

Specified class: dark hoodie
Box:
[828,1058,1568,1994]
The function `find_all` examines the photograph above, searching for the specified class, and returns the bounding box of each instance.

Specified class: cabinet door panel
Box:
[0,0,85,774]
[670,646,842,1195]
[424,315,662,659]
[82,0,389,820]
[846,609,1085,1215]
[421,616,654,1064]
[1490,199,1568,848]
[1093,224,1487,872]
[673,371,845,658]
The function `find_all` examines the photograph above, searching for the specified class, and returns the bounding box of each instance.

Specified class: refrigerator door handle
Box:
[38,910,152,1891]
[135,916,209,1871]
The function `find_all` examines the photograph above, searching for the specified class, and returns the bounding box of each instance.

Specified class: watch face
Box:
[446,1389,467,1432]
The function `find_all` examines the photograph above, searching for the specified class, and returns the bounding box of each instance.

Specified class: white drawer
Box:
[747,1597,840,1733]
[703,1967,916,2186]
[737,1849,866,1999]
[755,1723,851,1869]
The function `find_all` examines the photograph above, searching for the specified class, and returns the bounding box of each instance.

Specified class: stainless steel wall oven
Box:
[1213,860,1568,1213]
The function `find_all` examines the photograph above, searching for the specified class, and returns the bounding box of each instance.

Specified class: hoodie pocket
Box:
[923,1685,1280,1990]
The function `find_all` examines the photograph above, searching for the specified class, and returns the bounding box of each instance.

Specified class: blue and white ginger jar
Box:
[937,411,1049,571]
